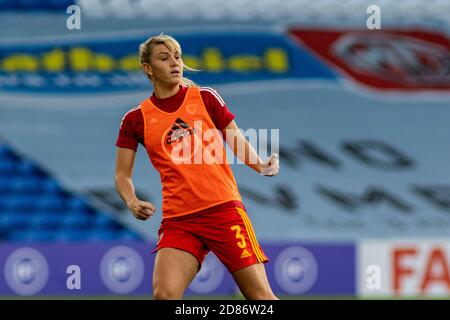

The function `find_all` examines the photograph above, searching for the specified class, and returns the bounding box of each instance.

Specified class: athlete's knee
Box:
[152,285,182,300]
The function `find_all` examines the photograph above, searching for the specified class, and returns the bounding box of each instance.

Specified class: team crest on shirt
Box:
[185,104,197,115]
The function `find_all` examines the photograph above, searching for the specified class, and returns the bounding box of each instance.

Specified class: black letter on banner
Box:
[267,139,299,169]
[297,140,342,169]
[317,185,413,213]
[275,185,298,210]
[239,185,299,212]
[279,146,299,169]
[342,140,415,170]
[412,185,450,212]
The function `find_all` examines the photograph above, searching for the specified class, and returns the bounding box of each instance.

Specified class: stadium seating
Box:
[0,0,72,11]
[0,141,142,242]
[77,0,450,26]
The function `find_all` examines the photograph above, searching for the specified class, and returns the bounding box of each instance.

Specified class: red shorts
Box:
[152,205,268,273]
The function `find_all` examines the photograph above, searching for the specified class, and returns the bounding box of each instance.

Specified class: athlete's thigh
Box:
[153,247,199,297]
[152,218,209,298]
[232,263,277,300]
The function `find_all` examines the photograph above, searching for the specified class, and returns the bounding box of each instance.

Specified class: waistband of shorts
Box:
[162,200,246,222]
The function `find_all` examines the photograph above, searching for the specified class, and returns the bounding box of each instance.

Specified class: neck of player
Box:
[153,82,180,99]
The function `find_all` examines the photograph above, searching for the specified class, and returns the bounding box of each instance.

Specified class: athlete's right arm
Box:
[115,147,156,221]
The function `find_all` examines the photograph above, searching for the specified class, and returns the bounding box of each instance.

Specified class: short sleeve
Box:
[200,87,235,131]
[115,108,140,152]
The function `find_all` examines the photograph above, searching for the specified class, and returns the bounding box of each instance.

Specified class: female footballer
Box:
[115,34,279,300]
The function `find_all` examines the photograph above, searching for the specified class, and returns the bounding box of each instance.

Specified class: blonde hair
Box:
[138,33,197,87]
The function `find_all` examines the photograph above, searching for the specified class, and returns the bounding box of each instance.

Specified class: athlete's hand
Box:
[127,199,156,221]
[260,153,279,176]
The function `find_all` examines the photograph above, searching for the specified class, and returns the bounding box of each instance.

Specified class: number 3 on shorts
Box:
[230,225,247,249]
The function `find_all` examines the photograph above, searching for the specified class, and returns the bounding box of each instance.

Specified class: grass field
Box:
[0,295,353,300]
[1,295,448,300]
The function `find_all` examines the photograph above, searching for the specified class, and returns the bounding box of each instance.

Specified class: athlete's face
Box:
[146,44,183,86]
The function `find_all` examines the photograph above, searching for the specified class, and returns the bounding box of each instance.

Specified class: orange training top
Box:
[140,86,242,219]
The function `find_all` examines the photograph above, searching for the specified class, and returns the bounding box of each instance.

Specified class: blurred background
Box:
[0,0,449,299]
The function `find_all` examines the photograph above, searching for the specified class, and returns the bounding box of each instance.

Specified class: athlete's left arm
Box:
[224,120,279,176]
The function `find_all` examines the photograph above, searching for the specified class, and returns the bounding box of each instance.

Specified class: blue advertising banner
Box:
[0,242,355,297]
[264,243,355,296]
[0,31,335,93]
[0,242,154,296]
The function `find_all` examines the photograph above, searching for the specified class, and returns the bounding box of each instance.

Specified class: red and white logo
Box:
[290,28,450,91]
[392,245,450,296]
[359,240,450,297]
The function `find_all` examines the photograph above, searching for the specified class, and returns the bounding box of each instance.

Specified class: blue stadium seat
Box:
[10,177,42,194]
[0,0,72,10]
[17,0,51,10]
[0,144,15,158]
[0,176,14,194]
[30,214,61,230]
[3,195,36,212]
[62,215,92,229]
[0,159,17,176]
[0,143,141,243]
[0,214,29,229]
[93,213,117,228]
[0,0,18,10]
[0,209,12,216]
[47,0,74,10]
[66,196,90,211]
[34,196,65,212]
[8,230,56,242]
[40,178,61,193]
[16,159,40,176]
